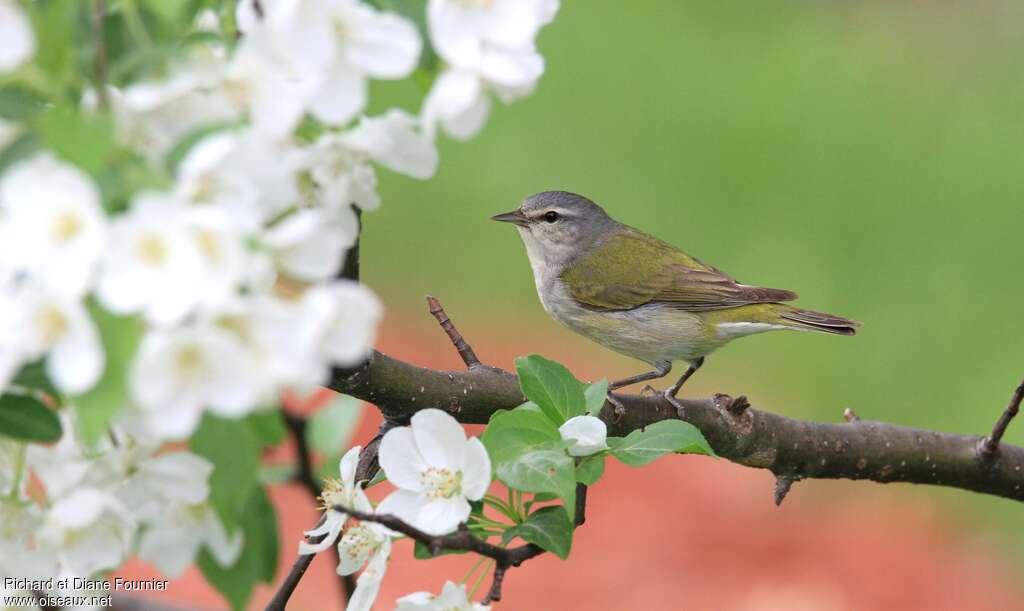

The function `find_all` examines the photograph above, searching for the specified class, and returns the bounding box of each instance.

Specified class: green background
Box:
[366,1,1024,551]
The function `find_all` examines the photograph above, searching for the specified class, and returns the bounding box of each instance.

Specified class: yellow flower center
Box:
[195,228,221,263]
[174,345,205,380]
[137,233,167,265]
[318,478,349,511]
[51,212,82,243]
[37,304,68,346]
[341,524,376,560]
[420,467,462,501]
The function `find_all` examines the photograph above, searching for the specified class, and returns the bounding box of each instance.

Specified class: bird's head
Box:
[492,191,617,271]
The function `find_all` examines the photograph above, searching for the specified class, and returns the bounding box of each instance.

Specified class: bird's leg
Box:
[608,361,672,391]
[662,357,704,415]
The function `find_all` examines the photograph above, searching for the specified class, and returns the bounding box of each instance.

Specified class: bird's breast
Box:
[538,278,715,364]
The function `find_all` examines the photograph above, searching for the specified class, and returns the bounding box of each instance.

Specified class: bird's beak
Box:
[491,209,530,227]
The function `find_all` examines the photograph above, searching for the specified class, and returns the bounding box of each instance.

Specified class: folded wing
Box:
[562,227,797,311]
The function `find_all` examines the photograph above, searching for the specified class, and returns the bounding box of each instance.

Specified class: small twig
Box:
[574,483,588,527]
[91,0,110,108]
[283,413,318,498]
[332,479,588,605]
[264,516,326,611]
[843,408,860,423]
[773,475,795,506]
[339,207,361,281]
[426,295,481,368]
[281,413,354,604]
[481,565,508,605]
[355,419,402,484]
[251,0,264,18]
[980,377,1024,461]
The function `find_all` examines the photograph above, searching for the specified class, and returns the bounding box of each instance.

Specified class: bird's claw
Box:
[606,392,626,422]
[640,384,658,397]
[662,389,685,417]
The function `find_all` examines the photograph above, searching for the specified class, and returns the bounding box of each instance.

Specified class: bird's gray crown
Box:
[521,191,611,220]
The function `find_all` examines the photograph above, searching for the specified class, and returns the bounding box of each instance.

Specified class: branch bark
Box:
[330,305,1024,505]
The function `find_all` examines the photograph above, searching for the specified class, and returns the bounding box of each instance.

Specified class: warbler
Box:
[492,191,859,407]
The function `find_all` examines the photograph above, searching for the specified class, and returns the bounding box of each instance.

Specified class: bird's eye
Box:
[543,211,560,223]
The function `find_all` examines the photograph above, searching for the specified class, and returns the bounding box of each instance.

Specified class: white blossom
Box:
[38,487,134,576]
[394,581,490,611]
[114,57,238,161]
[342,529,391,611]
[307,281,384,368]
[176,129,304,233]
[1,282,103,395]
[0,154,106,300]
[264,208,357,282]
[558,415,608,457]
[0,0,35,72]
[308,110,438,215]
[299,446,372,555]
[423,0,558,140]
[137,503,242,578]
[96,193,205,326]
[130,323,269,439]
[377,409,491,536]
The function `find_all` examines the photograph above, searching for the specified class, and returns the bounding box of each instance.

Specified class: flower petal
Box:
[378,426,427,490]
[460,437,492,501]
[411,409,467,470]
[375,489,422,526]
[416,496,469,536]
[339,445,362,488]
[347,9,421,79]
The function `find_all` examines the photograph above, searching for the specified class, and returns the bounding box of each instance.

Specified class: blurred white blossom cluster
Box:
[0,0,557,440]
[0,0,558,602]
[1,415,234,586]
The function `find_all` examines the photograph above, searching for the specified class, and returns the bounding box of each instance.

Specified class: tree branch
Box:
[280,413,355,606]
[426,295,480,368]
[979,378,1024,461]
[330,300,1024,505]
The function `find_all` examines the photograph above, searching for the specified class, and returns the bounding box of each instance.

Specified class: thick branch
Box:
[331,352,1024,504]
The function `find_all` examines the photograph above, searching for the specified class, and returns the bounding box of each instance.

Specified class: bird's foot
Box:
[640,384,659,397]
[662,389,686,418]
[606,392,626,422]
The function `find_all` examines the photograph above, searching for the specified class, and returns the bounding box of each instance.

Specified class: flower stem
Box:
[460,555,486,585]
[8,443,26,499]
[467,559,494,599]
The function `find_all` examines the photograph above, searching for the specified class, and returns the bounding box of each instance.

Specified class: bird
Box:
[492,190,859,411]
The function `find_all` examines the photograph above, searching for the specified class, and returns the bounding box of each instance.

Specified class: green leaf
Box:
[414,540,469,559]
[247,409,286,447]
[306,395,363,455]
[11,361,61,404]
[505,506,574,560]
[608,419,715,467]
[198,485,279,611]
[584,379,609,417]
[190,414,262,533]
[514,355,587,425]
[0,394,62,442]
[0,85,49,121]
[30,0,79,79]
[481,407,560,465]
[575,454,605,485]
[0,132,42,176]
[38,106,116,175]
[495,444,576,503]
[72,306,142,446]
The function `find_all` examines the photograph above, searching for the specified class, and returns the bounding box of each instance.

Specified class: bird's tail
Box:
[773,305,861,336]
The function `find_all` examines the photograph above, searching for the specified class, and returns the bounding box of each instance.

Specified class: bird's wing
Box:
[561,227,797,311]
